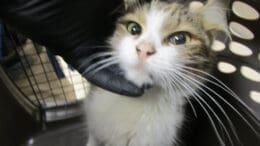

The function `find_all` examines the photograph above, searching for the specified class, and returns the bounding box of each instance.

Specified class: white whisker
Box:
[79,52,116,69]
[150,61,227,144]
[86,45,113,49]
[153,61,258,136]
[89,60,119,75]
[175,70,240,145]
[175,65,256,118]
[83,57,118,74]
[149,60,257,144]
[149,62,198,117]
[172,73,227,146]
[174,65,260,133]
[86,52,116,62]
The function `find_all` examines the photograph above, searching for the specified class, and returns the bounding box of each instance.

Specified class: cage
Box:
[0,0,259,145]
[0,27,90,122]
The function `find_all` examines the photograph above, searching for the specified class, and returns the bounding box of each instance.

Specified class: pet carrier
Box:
[0,26,90,122]
[174,0,260,120]
[0,0,259,145]
[213,0,260,118]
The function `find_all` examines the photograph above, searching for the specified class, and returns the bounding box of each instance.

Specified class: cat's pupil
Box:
[168,32,191,45]
[174,34,185,44]
[127,22,142,35]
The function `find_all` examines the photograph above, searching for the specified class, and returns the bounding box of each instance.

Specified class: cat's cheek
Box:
[117,37,139,67]
[155,46,179,65]
[113,37,150,86]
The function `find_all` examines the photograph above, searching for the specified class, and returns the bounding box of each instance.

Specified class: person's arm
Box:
[0,0,144,96]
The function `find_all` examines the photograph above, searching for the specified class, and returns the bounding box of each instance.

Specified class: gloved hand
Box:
[0,0,144,96]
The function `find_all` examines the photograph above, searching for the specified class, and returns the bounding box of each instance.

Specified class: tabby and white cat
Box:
[85,0,230,145]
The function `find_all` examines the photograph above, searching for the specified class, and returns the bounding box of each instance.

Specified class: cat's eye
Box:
[127,22,142,35]
[167,32,191,45]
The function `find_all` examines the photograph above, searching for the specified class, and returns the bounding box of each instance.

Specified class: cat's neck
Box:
[140,86,186,109]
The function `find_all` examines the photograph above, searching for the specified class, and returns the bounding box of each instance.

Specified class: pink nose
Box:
[136,42,156,61]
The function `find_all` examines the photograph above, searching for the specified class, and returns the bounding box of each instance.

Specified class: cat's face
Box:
[109,0,228,91]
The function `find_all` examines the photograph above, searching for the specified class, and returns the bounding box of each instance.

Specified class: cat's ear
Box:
[189,0,231,38]
[124,0,151,10]
[124,0,141,10]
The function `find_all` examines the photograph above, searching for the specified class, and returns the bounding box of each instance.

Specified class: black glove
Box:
[0,0,144,96]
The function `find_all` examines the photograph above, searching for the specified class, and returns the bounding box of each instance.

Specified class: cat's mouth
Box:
[145,73,155,87]
[124,65,155,88]
[142,82,153,90]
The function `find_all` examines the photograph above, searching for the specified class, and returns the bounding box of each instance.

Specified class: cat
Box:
[85,0,231,145]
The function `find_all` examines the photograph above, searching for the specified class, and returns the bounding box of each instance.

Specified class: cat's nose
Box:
[136,42,156,61]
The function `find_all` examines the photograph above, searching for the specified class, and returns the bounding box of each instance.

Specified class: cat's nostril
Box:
[136,44,156,58]
[136,47,155,56]
[136,47,141,52]
[147,50,155,56]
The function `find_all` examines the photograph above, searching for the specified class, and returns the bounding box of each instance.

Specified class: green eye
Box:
[127,22,142,35]
[168,31,191,45]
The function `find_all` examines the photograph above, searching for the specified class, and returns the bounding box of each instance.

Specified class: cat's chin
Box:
[124,68,154,88]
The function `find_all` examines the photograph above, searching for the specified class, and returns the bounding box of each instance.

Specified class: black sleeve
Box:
[0,0,144,96]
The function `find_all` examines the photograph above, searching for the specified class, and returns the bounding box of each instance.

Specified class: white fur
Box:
[86,6,187,146]
[86,87,185,146]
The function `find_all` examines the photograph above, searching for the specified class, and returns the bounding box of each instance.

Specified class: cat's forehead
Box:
[122,2,181,22]
[121,2,201,35]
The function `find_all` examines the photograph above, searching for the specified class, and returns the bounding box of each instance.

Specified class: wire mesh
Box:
[0,27,90,122]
